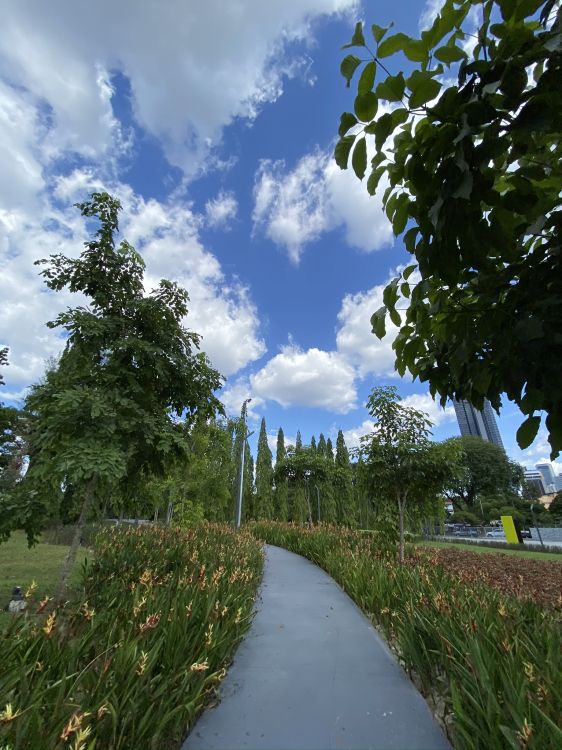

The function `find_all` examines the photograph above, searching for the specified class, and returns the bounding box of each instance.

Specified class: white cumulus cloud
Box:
[336,282,400,378]
[219,377,265,421]
[0,0,357,175]
[0,181,266,396]
[251,344,357,413]
[400,393,455,427]
[205,191,238,229]
[252,144,393,263]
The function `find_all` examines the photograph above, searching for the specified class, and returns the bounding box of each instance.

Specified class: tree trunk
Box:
[398,504,405,563]
[54,476,97,606]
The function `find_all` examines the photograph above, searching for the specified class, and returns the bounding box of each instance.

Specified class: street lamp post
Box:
[235,399,251,529]
[314,484,321,523]
[530,503,545,549]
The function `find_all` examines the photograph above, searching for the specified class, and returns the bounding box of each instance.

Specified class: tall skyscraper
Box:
[536,463,557,493]
[524,469,545,495]
[453,398,504,449]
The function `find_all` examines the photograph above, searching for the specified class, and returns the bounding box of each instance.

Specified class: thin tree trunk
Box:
[398,502,405,563]
[54,476,97,605]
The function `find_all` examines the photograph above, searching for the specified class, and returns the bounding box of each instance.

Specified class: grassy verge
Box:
[418,539,562,561]
[252,521,562,750]
[0,531,89,628]
[1,524,263,749]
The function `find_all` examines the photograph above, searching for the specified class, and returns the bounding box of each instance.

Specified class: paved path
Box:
[183,545,450,750]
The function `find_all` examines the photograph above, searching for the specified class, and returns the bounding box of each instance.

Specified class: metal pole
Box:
[530,504,545,549]
[315,484,320,523]
[235,399,251,529]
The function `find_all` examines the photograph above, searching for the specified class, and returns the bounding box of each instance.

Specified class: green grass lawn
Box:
[0,531,89,626]
[418,539,562,562]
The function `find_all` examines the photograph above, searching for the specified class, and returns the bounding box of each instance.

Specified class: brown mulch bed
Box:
[420,547,562,609]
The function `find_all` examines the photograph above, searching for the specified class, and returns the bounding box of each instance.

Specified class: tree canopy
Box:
[4,193,223,595]
[357,386,462,560]
[442,435,523,508]
[336,0,562,458]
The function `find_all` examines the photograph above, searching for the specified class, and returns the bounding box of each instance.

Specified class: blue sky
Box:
[0,0,558,474]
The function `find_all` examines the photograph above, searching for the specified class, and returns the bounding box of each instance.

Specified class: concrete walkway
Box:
[183,545,450,750]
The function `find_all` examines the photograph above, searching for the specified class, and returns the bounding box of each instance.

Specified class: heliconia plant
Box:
[251,521,562,750]
[0,524,263,749]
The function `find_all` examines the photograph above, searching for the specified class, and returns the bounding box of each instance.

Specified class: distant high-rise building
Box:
[536,463,557,494]
[524,469,545,495]
[453,399,504,449]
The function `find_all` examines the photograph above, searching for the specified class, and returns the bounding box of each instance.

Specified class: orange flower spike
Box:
[96,704,110,720]
[60,711,91,741]
[25,580,38,599]
[43,611,57,637]
[36,596,51,614]
[516,718,533,749]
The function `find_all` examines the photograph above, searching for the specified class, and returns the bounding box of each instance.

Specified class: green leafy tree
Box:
[336,1,562,458]
[16,193,223,600]
[277,446,330,523]
[443,436,523,511]
[0,402,28,518]
[549,491,562,521]
[170,417,235,523]
[255,417,274,519]
[274,427,289,521]
[312,432,338,521]
[310,435,317,451]
[334,429,356,524]
[522,479,541,504]
[357,386,462,561]
[295,430,303,453]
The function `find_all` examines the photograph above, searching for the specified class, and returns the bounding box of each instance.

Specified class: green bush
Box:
[0,524,263,749]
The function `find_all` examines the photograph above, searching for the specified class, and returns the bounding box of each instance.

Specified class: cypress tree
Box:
[310,435,317,451]
[290,482,309,523]
[244,451,254,521]
[326,437,334,462]
[334,430,355,525]
[295,430,303,452]
[317,433,327,456]
[255,417,274,518]
[274,428,289,521]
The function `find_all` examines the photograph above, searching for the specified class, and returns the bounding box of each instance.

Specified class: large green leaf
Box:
[376,73,405,102]
[367,166,385,195]
[407,71,441,107]
[338,112,358,137]
[354,92,378,121]
[358,61,377,95]
[372,22,393,44]
[334,135,356,169]
[377,32,411,58]
[371,307,387,338]
[352,137,367,180]
[340,55,362,87]
[434,45,467,64]
[351,21,365,46]
[516,415,541,449]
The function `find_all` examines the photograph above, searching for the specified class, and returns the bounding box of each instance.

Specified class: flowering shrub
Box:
[0,524,263,749]
[252,522,562,750]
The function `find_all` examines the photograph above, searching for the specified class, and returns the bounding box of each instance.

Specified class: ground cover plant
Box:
[420,539,562,562]
[1,523,263,749]
[253,522,562,749]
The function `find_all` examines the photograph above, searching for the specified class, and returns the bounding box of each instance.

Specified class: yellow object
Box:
[501,515,520,544]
